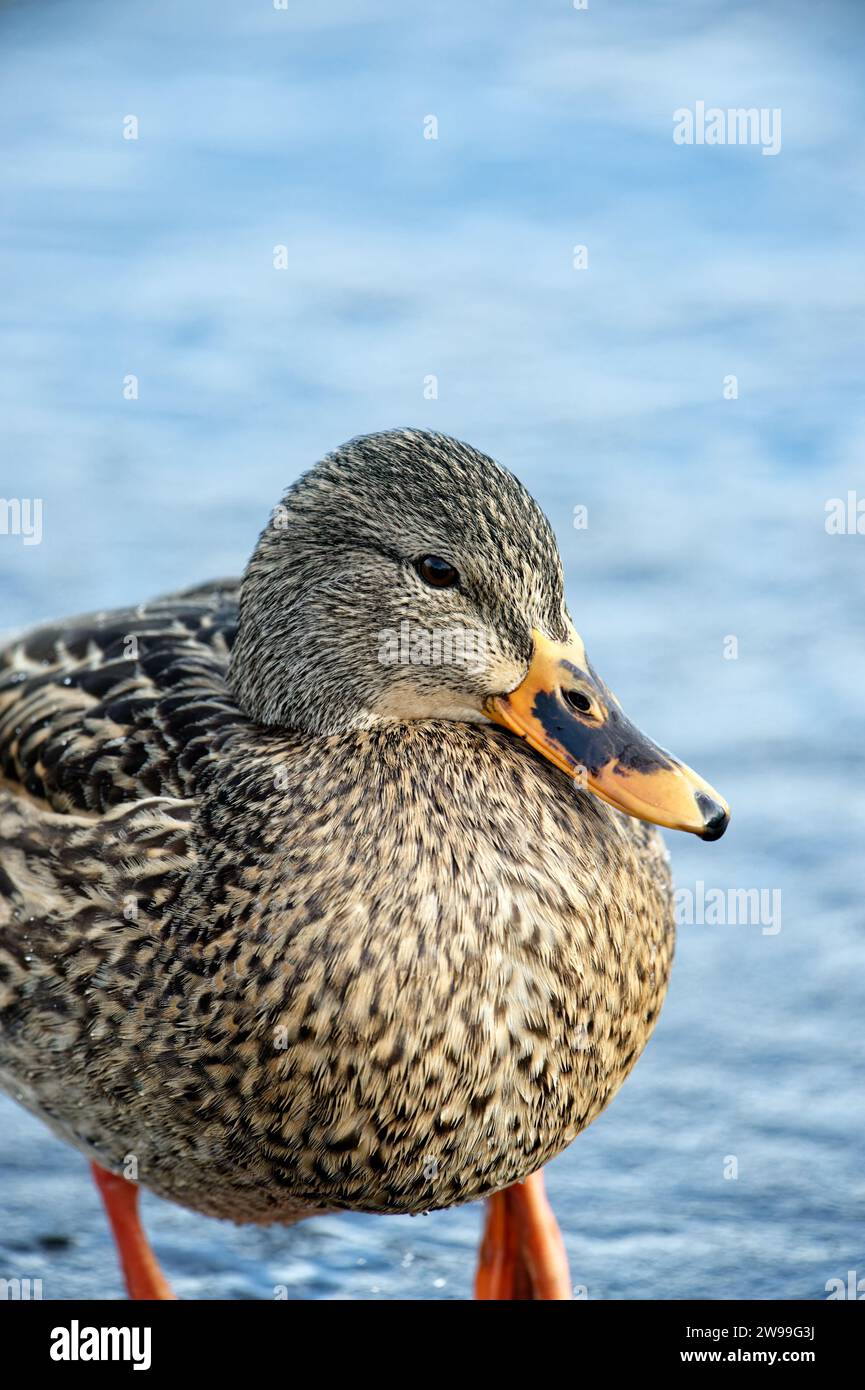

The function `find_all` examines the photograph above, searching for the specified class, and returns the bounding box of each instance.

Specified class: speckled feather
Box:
[0,430,673,1225]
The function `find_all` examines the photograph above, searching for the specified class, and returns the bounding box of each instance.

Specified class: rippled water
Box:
[1,0,863,1299]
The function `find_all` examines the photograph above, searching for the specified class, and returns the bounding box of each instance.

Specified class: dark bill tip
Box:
[696,792,730,841]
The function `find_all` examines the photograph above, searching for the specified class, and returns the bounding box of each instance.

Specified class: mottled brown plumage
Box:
[0,429,674,1229]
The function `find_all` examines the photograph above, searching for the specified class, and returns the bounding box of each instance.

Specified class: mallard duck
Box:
[0,429,728,1300]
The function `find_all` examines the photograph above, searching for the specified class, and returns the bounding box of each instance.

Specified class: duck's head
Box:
[230,428,729,840]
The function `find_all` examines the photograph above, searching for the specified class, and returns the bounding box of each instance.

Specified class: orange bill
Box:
[485,628,729,840]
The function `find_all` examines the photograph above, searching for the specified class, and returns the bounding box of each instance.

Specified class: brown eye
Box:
[416,555,459,589]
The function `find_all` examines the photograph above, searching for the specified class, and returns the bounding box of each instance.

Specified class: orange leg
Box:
[90,1162,176,1300]
[475,1170,572,1300]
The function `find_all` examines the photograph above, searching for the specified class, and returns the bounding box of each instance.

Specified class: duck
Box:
[0,428,729,1301]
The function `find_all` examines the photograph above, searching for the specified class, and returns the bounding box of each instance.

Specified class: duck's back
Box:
[0,579,242,815]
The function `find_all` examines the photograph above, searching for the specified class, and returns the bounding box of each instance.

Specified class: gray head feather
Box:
[229,428,570,733]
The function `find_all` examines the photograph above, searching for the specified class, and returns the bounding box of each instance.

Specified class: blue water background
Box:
[0,0,863,1299]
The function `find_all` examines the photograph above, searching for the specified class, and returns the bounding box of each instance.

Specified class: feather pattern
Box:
[0,432,674,1225]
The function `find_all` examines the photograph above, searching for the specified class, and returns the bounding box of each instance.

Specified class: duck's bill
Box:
[484,629,729,841]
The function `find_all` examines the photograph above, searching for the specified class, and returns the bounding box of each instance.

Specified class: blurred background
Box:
[1,0,863,1299]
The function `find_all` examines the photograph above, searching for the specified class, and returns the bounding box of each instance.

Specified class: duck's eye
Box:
[415,555,460,589]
